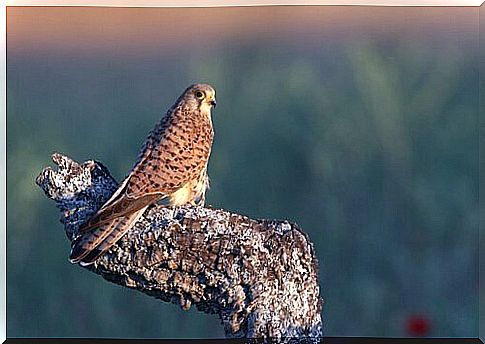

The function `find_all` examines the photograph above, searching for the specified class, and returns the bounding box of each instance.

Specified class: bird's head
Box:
[180,84,217,114]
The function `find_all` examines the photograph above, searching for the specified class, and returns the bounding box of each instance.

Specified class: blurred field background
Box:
[7,6,479,338]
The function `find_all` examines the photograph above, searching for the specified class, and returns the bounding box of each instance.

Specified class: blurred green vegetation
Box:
[7,30,478,337]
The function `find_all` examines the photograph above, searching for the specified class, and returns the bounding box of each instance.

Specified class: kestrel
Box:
[69,83,216,265]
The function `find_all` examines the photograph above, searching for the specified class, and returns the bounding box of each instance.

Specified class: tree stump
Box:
[36,153,323,340]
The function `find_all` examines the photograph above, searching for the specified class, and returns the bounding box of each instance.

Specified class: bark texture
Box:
[36,153,323,340]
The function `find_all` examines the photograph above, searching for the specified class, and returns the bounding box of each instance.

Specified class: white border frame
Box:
[2,2,483,343]
[1,3,6,343]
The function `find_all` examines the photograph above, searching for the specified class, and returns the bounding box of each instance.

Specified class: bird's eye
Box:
[195,91,205,99]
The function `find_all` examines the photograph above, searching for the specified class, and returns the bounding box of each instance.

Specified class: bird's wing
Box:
[70,206,148,264]
[78,128,161,232]
[78,191,160,232]
[79,109,200,232]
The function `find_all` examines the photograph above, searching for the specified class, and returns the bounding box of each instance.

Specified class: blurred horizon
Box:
[7,5,479,339]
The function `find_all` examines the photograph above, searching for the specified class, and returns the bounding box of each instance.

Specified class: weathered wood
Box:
[36,153,323,340]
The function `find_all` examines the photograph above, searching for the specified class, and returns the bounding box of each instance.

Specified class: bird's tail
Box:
[69,206,148,266]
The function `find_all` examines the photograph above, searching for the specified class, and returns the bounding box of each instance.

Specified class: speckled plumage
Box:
[69,83,216,265]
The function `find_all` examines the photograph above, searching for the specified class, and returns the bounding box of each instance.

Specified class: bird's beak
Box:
[210,98,217,108]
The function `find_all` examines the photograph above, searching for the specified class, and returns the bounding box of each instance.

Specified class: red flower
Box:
[406,314,431,337]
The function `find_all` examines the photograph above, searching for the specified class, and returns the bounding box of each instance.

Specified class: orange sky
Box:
[7,6,478,55]
[5,0,485,5]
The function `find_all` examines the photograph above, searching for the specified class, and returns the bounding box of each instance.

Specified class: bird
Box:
[69,83,217,265]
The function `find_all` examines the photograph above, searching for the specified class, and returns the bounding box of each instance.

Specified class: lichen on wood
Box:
[36,153,323,340]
